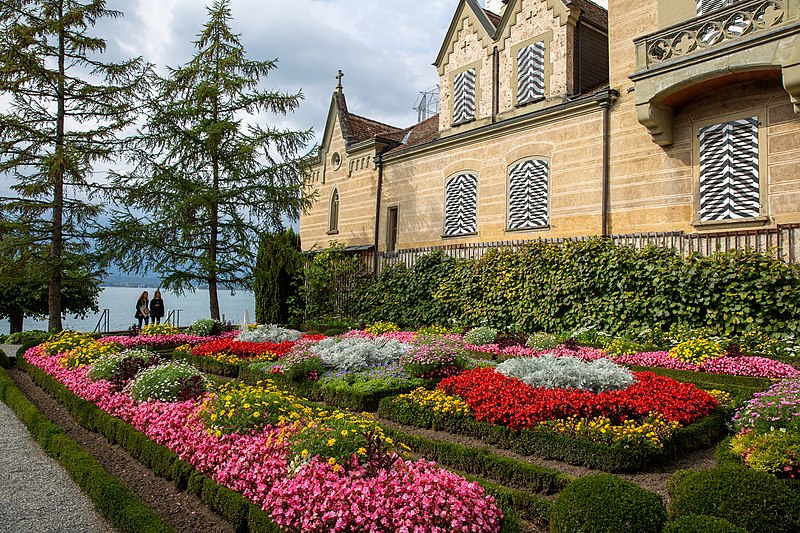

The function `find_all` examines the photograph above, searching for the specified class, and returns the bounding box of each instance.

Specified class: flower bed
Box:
[617,351,800,379]
[24,345,503,531]
[730,379,800,478]
[98,331,238,349]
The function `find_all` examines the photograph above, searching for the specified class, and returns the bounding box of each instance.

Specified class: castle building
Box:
[300,0,800,266]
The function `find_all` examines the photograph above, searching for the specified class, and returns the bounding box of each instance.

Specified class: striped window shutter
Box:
[517,41,545,105]
[444,172,478,236]
[453,68,476,125]
[696,0,736,15]
[508,159,549,229]
[699,117,759,221]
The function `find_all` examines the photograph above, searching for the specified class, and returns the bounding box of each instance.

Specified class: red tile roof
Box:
[347,113,404,144]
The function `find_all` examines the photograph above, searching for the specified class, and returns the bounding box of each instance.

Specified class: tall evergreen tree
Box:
[0,0,148,331]
[103,0,313,320]
[253,229,301,325]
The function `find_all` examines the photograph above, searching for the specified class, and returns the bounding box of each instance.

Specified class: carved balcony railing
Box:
[635,0,793,70]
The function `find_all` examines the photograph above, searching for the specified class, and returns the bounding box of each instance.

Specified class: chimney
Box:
[485,0,507,15]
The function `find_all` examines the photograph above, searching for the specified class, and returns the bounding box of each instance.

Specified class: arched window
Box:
[443,172,478,237]
[328,188,339,233]
[507,158,549,230]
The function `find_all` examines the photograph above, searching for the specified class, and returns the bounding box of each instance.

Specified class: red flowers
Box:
[438,367,717,430]
[191,335,324,360]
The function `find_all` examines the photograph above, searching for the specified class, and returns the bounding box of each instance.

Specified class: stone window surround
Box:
[510,32,554,108]
[505,156,552,232]
[691,109,769,229]
[327,188,340,235]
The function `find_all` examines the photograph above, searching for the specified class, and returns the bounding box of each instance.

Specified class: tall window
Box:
[508,159,549,229]
[517,41,545,105]
[696,0,738,15]
[386,206,398,252]
[443,172,478,237]
[453,68,476,125]
[328,188,339,233]
[699,117,759,221]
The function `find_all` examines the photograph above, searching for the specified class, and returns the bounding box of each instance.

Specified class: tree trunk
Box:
[49,7,66,332]
[9,310,24,334]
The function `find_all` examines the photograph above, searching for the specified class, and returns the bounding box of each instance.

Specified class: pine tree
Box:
[253,229,301,325]
[104,0,313,320]
[0,0,149,331]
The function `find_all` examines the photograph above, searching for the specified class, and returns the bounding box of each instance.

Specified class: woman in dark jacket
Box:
[150,290,165,324]
[135,291,149,328]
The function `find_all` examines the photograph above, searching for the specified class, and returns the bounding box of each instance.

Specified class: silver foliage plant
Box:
[236,324,302,343]
[496,355,635,393]
[310,337,412,374]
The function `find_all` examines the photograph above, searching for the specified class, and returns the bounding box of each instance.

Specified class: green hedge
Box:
[550,474,666,533]
[17,356,279,533]
[0,367,173,533]
[353,239,800,336]
[668,466,800,533]
[664,514,748,533]
[379,396,729,473]
[627,365,770,400]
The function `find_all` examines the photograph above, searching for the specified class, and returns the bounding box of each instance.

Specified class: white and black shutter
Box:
[699,117,759,221]
[444,172,478,236]
[696,0,736,16]
[453,68,476,125]
[508,159,549,229]
[517,41,545,105]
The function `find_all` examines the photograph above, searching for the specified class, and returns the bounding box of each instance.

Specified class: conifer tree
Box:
[104,0,313,320]
[253,229,301,325]
[0,0,148,331]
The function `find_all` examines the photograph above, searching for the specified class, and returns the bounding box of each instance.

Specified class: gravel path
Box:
[0,400,116,533]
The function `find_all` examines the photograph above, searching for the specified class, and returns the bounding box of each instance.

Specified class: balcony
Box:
[630,0,800,145]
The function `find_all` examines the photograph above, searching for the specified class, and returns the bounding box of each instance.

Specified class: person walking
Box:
[135,291,150,328]
[150,290,165,325]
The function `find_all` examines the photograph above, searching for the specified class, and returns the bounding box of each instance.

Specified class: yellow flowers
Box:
[365,321,400,335]
[397,388,471,416]
[140,323,179,336]
[326,438,337,447]
[44,331,122,369]
[707,389,733,406]
[540,412,680,448]
[669,338,724,365]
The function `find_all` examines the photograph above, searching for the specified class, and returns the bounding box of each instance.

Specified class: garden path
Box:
[0,398,116,533]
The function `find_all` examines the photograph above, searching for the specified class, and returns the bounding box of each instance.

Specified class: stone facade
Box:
[300,0,800,254]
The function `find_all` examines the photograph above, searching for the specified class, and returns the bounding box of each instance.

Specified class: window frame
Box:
[385,205,399,252]
[450,62,481,126]
[511,33,552,108]
[327,188,340,235]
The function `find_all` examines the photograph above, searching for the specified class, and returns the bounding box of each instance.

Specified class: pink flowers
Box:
[98,331,237,348]
[617,351,800,379]
[24,345,503,532]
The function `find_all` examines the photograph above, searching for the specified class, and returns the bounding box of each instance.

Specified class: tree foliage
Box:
[253,229,301,325]
[0,0,148,331]
[103,0,313,320]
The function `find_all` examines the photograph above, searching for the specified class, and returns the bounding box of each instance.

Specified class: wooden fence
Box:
[374,223,800,272]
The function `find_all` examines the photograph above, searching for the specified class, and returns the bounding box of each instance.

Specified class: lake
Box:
[3,286,256,334]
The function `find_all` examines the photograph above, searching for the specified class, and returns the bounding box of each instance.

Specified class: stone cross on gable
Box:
[336,70,344,93]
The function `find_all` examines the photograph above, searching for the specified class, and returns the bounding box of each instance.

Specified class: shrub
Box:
[417,324,462,336]
[663,515,748,533]
[190,318,223,336]
[288,336,411,375]
[464,327,497,346]
[526,332,559,351]
[88,348,160,386]
[550,474,666,533]
[669,338,725,365]
[236,324,301,343]
[4,330,51,345]
[496,355,634,393]
[126,362,209,402]
[668,467,800,533]
[400,338,467,378]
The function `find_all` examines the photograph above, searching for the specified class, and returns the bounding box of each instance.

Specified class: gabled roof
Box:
[386,114,440,154]
[319,90,405,156]
[348,113,404,144]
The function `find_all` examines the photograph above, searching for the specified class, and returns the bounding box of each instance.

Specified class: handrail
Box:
[93,309,110,333]
[166,309,182,328]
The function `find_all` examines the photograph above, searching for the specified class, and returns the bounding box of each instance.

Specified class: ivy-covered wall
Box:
[353,239,800,337]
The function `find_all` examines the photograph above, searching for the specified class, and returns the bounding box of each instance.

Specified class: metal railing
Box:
[166,309,183,328]
[93,309,110,333]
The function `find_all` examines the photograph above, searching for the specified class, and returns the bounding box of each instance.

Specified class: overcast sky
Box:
[102,0,608,147]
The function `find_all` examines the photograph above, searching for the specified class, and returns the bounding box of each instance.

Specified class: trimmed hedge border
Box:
[627,365,771,397]
[17,355,281,533]
[378,397,730,473]
[170,350,241,378]
[0,366,173,533]
[19,353,527,533]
